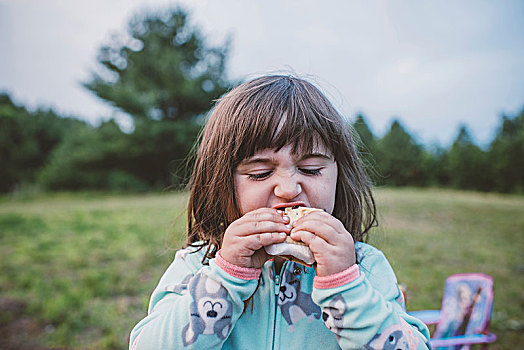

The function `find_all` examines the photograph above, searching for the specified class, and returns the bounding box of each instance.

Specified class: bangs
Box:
[229,76,341,165]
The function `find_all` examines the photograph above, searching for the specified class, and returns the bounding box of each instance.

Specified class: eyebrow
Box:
[238,157,275,166]
[239,152,333,166]
[298,152,333,161]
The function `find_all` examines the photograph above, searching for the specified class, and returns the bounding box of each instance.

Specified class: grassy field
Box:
[0,188,522,349]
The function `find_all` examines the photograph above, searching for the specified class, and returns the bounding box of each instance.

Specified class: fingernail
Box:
[285,224,292,230]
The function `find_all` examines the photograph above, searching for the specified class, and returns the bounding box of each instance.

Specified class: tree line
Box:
[1,6,522,194]
[353,112,523,193]
[1,91,522,194]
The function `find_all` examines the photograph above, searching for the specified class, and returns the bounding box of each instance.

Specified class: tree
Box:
[447,126,490,191]
[352,113,378,181]
[374,120,428,186]
[78,6,233,189]
[0,93,87,193]
[488,110,524,192]
[83,7,231,122]
[39,120,149,191]
[427,144,451,186]
[352,114,375,149]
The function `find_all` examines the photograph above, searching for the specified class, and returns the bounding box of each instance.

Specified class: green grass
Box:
[370,188,524,348]
[0,192,189,349]
[0,188,522,349]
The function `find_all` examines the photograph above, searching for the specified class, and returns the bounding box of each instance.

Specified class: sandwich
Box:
[264,206,323,266]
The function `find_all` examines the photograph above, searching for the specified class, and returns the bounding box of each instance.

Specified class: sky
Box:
[1,0,523,147]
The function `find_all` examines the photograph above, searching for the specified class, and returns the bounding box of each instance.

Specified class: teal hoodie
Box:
[130,242,431,349]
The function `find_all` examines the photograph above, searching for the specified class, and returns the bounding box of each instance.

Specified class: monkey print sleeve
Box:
[311,243,432,349]
[129,246,259,349]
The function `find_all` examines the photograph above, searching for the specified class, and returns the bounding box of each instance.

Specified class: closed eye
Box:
[299,168,322,176]
[247,171,273,180]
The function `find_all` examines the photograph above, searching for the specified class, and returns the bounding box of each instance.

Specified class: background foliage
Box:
[0,7,230,194]
[0,6,522,195]
[2,88,523,195]
[353,112,524,193]
[0,94,89,193]
[83,7,231,123]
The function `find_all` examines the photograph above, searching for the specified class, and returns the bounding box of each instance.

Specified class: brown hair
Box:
[187,75,377,261]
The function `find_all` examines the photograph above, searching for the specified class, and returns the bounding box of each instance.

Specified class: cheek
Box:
[234,176,264,215]
[321,184,337,213]
[308,180,336,213]
[234,176,247,214]
[322,166,338,213]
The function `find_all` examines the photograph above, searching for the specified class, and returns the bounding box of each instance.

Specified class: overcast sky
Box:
[1,0,523,147]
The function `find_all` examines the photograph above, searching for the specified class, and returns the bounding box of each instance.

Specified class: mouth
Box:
[272,201,306,210]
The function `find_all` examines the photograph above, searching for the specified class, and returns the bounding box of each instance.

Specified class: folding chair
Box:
[408,273,496,349]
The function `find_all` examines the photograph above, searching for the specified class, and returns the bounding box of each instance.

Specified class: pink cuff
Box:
[215,250,261,280]
[313,264,360,289]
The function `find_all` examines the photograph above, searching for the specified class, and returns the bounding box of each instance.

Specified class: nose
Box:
[274,173,302,200]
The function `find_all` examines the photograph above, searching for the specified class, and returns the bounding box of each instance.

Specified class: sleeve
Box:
[311,248,432,350]
[129,247,261,349]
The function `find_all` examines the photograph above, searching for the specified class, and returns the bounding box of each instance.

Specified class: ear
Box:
[221,324,230,339]
[205,276,222,294]
[214,314,233,340]
[333,298,346,312]
[364,333,379,349]
[182,323,197,346]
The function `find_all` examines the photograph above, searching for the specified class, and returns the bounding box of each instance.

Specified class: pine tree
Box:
[375,120,428,186]
[488,110,524,192]
[447,126,490,191]
[84,7,231,123]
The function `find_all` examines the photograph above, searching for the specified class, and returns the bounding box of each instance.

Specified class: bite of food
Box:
[264,205,323,266]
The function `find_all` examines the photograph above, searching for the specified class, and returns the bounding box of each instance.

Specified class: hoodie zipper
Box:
[274,274,281,296]
[271,262,286,350]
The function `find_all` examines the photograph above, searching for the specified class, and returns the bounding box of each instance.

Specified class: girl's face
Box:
[234,144,338,215]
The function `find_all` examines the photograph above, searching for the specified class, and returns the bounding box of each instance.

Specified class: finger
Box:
[244,208,286,223]
[293,214,349,244]
[292,220,341,245]
[260,231,288,247]
[293,211,343,229]
[290,229,354,271]
[245,232,287,251]
[290,230,332,251]
[292,209,329,223]
[234,220,291,237]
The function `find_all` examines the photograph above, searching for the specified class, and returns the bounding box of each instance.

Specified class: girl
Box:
[129,75,431,349]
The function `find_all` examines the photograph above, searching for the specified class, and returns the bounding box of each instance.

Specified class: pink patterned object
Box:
[408,273,496,350]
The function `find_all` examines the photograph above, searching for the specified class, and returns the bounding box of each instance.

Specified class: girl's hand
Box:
[220,208,290,269]
[289,211,356,277]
